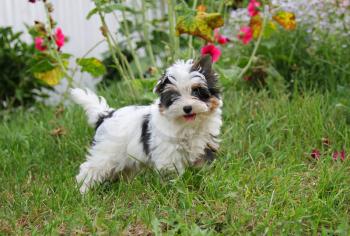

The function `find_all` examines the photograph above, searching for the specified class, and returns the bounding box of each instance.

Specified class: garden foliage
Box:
[1,0,350,234]
[0,27,42,108]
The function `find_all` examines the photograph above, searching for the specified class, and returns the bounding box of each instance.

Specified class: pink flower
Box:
[201,44,221,63]
[340,150,346,161]
[214,29,230,45]
[311,149,321,160]
[341,0,350,7]
[332,150,346,161]
[247,0,261,17]
[54,27,65,50]
[34,37,46,51]
[237,26,253,45]
[333,151,339,160]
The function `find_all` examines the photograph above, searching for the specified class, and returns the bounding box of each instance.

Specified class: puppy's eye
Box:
[160,90,180,107]
[192,87,210,101]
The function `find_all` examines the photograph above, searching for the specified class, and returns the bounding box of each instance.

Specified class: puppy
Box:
[71,55,222,193]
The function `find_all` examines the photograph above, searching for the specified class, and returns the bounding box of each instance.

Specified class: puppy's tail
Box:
[70,88,112,127]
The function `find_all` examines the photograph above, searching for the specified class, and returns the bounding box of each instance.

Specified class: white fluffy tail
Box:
[70,88,112,127]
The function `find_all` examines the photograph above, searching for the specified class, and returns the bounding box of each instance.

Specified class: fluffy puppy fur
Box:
[71,55,222,193]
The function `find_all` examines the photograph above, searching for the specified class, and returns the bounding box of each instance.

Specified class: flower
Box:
[237,26,253,44]
[214,29,230,45]
[28,0,36,3]
[340,150,346,160]
[34,37,46,51]
[201,44,221,62]
[247,0,261,17]
[340,0,350,8]
[54,27,65,50]
[333,151,339,160]
[332,150,346,161]
[311,149,321,159]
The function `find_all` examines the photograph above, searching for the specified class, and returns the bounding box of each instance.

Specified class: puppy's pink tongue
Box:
[183,114,196,121]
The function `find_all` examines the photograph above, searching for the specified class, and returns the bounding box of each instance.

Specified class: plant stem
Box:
[119,11,145,79]
[237,6,269,79]
[96,10,129,80]
[187,0,198,58]
[43,2,73,86]
[167,0,178,61]
[93,1,135,80]
[141,0,156,66]
[218,0,225,13]
[96,11,137,97]
[103,20,136,80]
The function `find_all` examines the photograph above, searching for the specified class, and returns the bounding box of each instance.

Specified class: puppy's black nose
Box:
[183,106,192,114]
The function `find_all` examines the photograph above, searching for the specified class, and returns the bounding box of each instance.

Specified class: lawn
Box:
[1,83,350,235]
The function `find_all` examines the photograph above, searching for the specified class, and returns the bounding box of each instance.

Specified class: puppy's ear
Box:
[191,55,220,97]
[153,74,170,94]
[191,54,213,73]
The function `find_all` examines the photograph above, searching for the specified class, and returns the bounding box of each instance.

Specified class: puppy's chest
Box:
[176,129,207,151]
[153,128,209,159]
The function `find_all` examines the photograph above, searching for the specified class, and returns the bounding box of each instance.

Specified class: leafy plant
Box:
[27,0,107,104]
[0,27,44,108]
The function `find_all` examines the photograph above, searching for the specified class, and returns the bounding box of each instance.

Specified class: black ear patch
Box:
[192,54,212,72]
[154,74,173,94]
[191,55,220,98]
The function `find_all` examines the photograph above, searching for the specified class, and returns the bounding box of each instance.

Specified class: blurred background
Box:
[2,0,121,58]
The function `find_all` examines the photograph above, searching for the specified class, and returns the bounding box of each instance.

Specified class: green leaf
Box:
[30,58,55,73]
[77,57,106,78]
[87,4,138,19]
[86,8,98,20]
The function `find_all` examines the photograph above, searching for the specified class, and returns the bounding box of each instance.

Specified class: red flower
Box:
[311,149,321,160]
[333,151,339,160]
[247,0,261,17]
[333,150,346,161]
[237,26,253,45]
[54,27,65,50]
[214,29,230,45]
[34,37,46,51]
[340,150,346,160]
[201,44,221,63]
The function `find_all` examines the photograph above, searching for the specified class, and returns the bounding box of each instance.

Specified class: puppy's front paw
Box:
[76,172,91,194]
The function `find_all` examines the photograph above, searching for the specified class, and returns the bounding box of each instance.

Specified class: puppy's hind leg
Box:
[76,147,123,194]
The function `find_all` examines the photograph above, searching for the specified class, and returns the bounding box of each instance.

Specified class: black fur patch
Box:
[160,90,181,108]
[95,110,116,130]
[191,55,220,98]
[203,147,216,163]
[154,74,174,94]
[141,114,151,156]
[191,87,211,102]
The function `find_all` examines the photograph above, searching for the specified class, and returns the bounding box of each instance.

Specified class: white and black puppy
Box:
[71,55,223,193]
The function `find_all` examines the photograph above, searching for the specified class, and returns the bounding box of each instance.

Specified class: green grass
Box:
[1,83,350,235]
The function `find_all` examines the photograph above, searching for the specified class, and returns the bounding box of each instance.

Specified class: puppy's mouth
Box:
[183,113,196,121]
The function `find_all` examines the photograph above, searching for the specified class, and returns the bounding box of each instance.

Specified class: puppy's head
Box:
[154,55,221,123]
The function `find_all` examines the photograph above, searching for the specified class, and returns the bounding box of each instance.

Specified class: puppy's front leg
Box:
[193,148,217,168]
[152,152,186,177]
